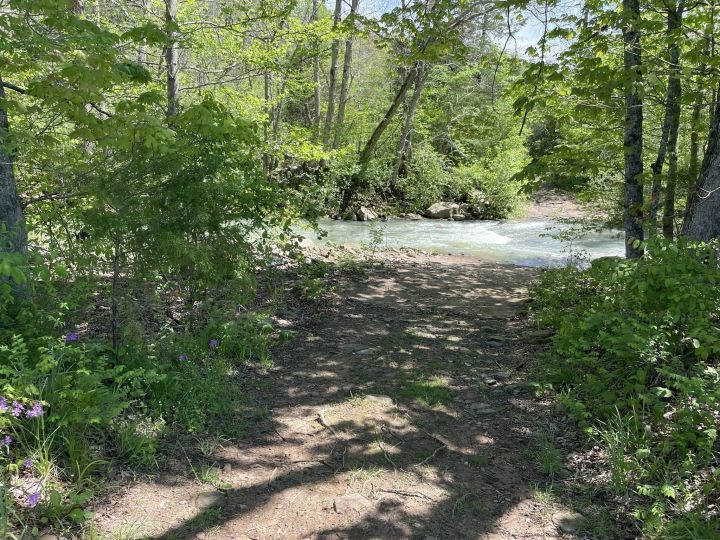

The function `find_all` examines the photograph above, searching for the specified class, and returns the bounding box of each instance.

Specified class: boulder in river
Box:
[356,206,379,221]
[426,202,459,219]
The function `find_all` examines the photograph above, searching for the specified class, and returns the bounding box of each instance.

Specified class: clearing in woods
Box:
[95,252,588,539]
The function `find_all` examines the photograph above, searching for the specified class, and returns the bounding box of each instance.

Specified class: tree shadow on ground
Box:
[100,254,586,540]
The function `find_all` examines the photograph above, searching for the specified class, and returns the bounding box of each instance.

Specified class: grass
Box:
[536,437,562,478]
[468,452,490,469]
[530,482,556,504]
[347,465,384,485]
[397,376,452,406]
[178,507,223,537]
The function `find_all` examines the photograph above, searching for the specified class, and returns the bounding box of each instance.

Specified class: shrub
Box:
[531,239,720,535]
[397,143,452,211]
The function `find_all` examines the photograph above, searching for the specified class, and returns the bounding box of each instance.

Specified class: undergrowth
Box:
[531,239,720,538]
[0,253,291,537]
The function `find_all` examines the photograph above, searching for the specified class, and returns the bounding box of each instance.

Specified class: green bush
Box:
[395,140,526,218]
[454,164,523,219]
[396,143,452,211]
[531,240,720,535]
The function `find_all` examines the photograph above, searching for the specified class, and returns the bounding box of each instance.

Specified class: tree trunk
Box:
[686,86,704,216]
[332,0,360,149]
[138,0,150,65]
[649,2,683,238]
[165,0,179,117]
[683,81,720,241]
[0,77,26,253]
[339,67,419,211]
[311,0,321,141]
[358,67,419,166]
[390,65,429,190]
[622,0,645,258]
[322,0,342,146]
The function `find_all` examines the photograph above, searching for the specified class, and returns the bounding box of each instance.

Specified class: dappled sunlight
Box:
[96,256,577,539]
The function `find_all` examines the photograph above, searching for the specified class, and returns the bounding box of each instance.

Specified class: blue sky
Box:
[346,0,548,56]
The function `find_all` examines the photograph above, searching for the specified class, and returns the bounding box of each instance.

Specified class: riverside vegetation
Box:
[0,0,719,538]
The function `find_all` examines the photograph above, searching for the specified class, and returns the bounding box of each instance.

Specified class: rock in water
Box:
[425,202,459,219]
[357,206,378,221]
[333,493,372,514]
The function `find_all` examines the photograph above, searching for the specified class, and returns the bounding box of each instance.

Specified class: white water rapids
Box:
[299,218,625,267]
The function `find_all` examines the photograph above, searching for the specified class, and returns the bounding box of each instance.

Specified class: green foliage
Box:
[115,419,162,469]
[531,240,720,534]
[454,161,525,219]
[398,376,451,406]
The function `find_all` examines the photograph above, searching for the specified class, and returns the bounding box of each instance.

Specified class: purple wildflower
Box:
[65,332,79,343]
[27,491,40,508]
[178,353,188,362]
[0,396,7,412]
[209,339,219,349]
[23,459,33,470]
[3,435,11,446]
[26,401,43,418]
[11,401,23,417]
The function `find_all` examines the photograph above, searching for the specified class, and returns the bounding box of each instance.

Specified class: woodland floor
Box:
[93,250,597,540]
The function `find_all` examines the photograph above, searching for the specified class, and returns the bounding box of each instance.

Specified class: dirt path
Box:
[95,253,582,540]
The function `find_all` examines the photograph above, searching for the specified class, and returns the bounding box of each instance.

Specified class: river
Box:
[299,218,625,267]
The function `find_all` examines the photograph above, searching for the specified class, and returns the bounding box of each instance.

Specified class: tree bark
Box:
[390,65,429,190]
[165,0,179,117]
[685,85,704,216]
[322,0,342,146]
[0,77,26,253]
[138,0,150,65]
[682,82,720,241]
[622,0,645,258]
[649,2,683,238]
[358,67,419,166]
[311,0,321,142]
[332,0,360,149]
[339,67,419,211]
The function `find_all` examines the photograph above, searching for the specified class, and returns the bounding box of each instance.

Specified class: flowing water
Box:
[299,218,625,267]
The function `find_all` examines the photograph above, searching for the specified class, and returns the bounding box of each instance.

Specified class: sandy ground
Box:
[93,252,587,540]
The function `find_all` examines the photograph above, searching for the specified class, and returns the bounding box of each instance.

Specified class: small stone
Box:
[493,372,508,382]
[353,347,379,355]
[223,463,232,475]
[483,378,497,386]
[195,491,222,510]
[552,511,585,534]
[38,535,59,540]
[196,533,207,540]
[333,493,372,514]
[470,403,496,415]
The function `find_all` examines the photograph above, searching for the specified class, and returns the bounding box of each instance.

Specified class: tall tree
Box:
[0,77,25,253]
[683,81,720,241]
[622,0,645,258]
[332,0,360,150]
[165,0,180,117]
[390,64,429,189]
[311,0,322,142]
[322,0,342,146]
[648,0,684,239]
